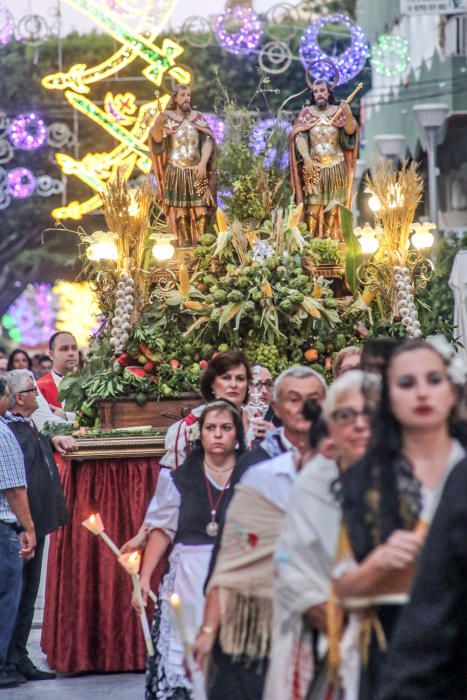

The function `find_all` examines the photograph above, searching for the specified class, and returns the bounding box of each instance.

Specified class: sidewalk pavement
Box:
[5,629,145,699]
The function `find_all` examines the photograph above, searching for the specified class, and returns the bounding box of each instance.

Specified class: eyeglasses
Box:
[251,381,274,390]
[330,406,373,426]
[18,387,39,395]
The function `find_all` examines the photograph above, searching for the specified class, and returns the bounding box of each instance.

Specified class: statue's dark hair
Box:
[309,79,337,105]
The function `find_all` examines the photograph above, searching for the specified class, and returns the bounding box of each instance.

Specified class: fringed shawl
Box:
[207,483,285,660]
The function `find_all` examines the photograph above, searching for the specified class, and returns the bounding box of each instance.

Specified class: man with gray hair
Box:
[3,370,76,683]
[0,376,35,690]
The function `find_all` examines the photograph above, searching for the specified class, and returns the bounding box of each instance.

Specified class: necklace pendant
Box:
[206,520,219,537]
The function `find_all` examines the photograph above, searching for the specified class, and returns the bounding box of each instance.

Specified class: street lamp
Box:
[412,103,449,226]
[374,134,406,166]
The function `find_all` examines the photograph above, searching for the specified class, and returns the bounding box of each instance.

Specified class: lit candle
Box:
[170,593,207,700]
[81,513,157,602]
[119,552,154,657]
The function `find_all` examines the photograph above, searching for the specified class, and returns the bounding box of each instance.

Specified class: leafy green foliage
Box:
[417,232,467,343]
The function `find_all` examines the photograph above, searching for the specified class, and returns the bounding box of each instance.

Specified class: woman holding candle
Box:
[132,399,245,700]
[335,337,466,699]
[122,351,253,555]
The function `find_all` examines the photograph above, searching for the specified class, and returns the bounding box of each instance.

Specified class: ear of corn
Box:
[288,203,303,229]
[312,284,323,299]
[301,297,321,318]
[216,208,229,233]
[262,281,273,297]
[183,300,207,311]
[178,263,190,297]
[361,289,376,306]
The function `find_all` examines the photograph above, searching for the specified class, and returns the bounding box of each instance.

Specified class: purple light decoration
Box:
[205,114,225,144]
[8,113,47,150]
[249,119,291,170]
[7,167,36,198]
[3,283,57,347]
[0,4,15,46]
[299,14,369,86]
[214,7,263,56]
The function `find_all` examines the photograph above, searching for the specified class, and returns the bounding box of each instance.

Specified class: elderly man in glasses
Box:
[2,370,77,683]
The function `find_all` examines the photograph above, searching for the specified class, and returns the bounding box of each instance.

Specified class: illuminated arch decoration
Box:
[41,0,192,220]
[0,3,15,46]
[214,7,263,56]
[53,280,100,347]
[299,13,368,86]
[2,284,57,347]
[2,281,99,347]
[8,113,47,150]
[8,167,36,199]
[370,34,410,77]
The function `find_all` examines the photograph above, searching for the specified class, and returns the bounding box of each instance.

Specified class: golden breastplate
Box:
[169,120,201,168]
[309,114,344,166]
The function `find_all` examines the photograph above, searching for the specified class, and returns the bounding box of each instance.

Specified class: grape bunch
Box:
[252,343,288,376]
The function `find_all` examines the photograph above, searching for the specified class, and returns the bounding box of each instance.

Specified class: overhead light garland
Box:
[7,167,36,199]
[370,34,410,78]
[8,112,47,150]
[41,0,190,220]
[214,6,263,56]
[300,14,369,85]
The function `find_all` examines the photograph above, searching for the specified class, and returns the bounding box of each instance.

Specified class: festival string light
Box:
[53,281,100,347]
[41,0,190,220]
[370,35,410,78]
[0,3,15,46]
[2,283,57,346]
[8,113,47,150]
[7,167,36,199]
[214,6,263,56]
[299,13,369,85]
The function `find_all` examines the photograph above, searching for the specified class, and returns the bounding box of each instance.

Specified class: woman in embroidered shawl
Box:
[265,370,373,700]
[335,337,466,700]
[131,400,245,700]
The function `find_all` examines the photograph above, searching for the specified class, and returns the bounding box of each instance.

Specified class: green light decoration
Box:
[370,34,410,78]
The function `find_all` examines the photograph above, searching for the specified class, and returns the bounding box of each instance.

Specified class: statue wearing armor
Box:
[289,79,358,240]
[149,85,217,246]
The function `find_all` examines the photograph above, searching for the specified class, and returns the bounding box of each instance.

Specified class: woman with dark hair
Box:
[7,350,32,372]
[164,350,251,469]
[133,399,245,700]
[334,337,466,700]
[121,352,252,555]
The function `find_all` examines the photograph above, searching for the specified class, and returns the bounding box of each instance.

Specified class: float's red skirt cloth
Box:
[41,456,163,673]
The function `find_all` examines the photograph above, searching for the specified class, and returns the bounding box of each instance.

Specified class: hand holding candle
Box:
[119,551,155,657]
[170,593,208,700]
[82,513,158,603]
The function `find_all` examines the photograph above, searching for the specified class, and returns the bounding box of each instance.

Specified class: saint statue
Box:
[289,78,358,240]
[148,84,217,246]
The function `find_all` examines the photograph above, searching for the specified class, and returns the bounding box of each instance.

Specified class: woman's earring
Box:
[235,442,240,449]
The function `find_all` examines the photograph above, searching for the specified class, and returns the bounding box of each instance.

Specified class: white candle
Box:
[170,593,207,700]
[119,552,155,657]
[82,513,157,602]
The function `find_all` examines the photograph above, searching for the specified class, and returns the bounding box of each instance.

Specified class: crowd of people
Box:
[1,332,467,698]
[126,337,467,700]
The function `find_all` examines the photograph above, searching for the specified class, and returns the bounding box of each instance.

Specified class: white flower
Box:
[448,356,467,386]
[426,335,454,362]
[186,422,200,443]
[252,240,274,263]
